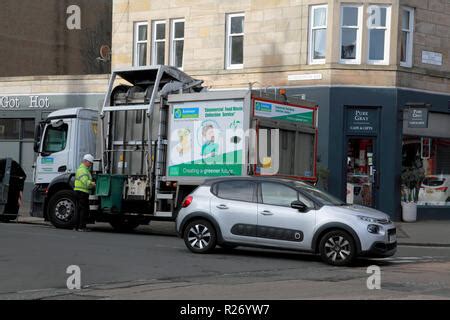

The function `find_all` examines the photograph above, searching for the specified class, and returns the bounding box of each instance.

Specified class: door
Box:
[346,137,378,208]
[35,120,71,184]
[210,180,259,244]
[257,182,316,250]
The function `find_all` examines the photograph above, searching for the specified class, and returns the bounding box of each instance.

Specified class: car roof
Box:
[202,176,310,187]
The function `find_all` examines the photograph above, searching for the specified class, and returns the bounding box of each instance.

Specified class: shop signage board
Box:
[254,99,314,125]
[407,108,428,128]
[346,108,379,135]
[0,95,51,109]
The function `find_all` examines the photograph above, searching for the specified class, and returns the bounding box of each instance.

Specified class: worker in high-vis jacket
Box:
[74,154,96,231]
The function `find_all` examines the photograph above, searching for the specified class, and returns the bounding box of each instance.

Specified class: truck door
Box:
[35,120,71,184]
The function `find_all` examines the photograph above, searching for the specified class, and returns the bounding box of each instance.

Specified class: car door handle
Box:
[260,210,273,216]
[216,204,229,210]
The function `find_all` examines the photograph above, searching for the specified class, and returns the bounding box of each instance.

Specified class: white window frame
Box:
[133,22,148,66]
[226,13,245,70]
[400,7,414,68]
[152,20,166,65]
[367,5,391,65]
[309,5,328,65]
[170,18,185,69]
[339,4,363,65]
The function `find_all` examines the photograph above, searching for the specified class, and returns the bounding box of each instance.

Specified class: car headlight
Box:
[357,215,378,223]
[367,224,380,234]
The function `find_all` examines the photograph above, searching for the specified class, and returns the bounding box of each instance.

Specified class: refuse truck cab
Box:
[31,65,318,232]
[31,108,98,221]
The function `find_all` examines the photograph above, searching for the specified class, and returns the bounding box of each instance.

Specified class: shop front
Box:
[0,93,104,206]
[401,100,450,220]
[286,86,450,221]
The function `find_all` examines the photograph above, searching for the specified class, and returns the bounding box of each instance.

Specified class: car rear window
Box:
[213,181,256,202]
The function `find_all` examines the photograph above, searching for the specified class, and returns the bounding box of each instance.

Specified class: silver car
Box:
[176,177,397,266]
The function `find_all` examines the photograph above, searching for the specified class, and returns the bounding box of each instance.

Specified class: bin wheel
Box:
[109,218,141,233]
[48,190,78,229]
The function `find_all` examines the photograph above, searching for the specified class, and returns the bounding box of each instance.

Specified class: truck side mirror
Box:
[33,122,46,153]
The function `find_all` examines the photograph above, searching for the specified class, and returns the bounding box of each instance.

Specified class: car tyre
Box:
[184,219,217,254]
[319,230,356,266]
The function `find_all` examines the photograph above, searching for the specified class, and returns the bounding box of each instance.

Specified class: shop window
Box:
[134,22,148,67]
[346,138,376,207]
[42,123,68,153]
[22,119,35,139]
[309,5,327,64]
[226,13,245,69]
[0,119,20,140]
[170,19,185,69]
[152,21,166,65]
[402,137,450,206]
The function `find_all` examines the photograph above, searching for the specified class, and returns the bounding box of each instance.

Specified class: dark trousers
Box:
[75,191,89,229]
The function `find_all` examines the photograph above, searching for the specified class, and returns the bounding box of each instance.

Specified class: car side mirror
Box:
[291,200,308,212]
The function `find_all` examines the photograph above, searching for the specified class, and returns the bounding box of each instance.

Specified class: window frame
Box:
[309,4,328,65]
[339,4,363,65]
[152,20,166,65]
[400,6,414,68]
[225,12,245,70]
[170,18,185,70]
[133,21,148,67]
[366,5,391,65]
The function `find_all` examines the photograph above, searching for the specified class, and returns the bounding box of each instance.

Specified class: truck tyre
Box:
[319,230,356,266]
[109,218,141,233]
[183,219,217,254]
[48,190,78,229]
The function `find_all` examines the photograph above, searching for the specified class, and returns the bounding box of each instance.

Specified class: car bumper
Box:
[360,241,397,258]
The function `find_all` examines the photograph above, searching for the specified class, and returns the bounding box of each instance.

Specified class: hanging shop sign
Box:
[346,108,379,135]
[407,108,429,128]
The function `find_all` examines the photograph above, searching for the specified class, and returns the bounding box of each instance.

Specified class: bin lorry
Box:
[31,66,318,231]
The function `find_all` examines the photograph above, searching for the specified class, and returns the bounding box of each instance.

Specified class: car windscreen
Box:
[288,181,346,206]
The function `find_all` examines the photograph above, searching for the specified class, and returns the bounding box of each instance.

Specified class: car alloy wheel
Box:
[324,236,351,262]
[184,220,216,253]
[319,230,355,266]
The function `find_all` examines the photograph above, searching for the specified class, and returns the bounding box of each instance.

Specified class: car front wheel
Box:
[319,230,356,266]
[184,220,217,254]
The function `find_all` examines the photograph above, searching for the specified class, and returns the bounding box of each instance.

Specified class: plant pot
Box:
[401,202,417,222]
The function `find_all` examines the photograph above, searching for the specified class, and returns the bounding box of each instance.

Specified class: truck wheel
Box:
[48,190,78,229]
[109,218,140,233]
[183,219,217,254]
[319,230,356,266]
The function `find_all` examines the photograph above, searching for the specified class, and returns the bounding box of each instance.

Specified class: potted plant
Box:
[401,166,425,222]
